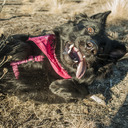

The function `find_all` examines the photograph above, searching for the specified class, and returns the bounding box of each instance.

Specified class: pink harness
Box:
[10,35,72,79]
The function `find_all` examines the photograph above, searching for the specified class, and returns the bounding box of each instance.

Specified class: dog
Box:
[0,11,126,103]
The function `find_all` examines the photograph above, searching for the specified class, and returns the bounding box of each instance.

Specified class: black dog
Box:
[0,11,126,103]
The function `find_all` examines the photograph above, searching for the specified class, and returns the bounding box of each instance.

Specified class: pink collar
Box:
[11,35,71,79]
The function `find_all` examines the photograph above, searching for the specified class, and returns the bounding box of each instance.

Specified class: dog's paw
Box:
[49,79,89,100]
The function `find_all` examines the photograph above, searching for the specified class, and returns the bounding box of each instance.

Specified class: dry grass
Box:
[20,0,128,22]
[101,0,128,22]
[21,0,44,14]
[21,0,68,14]
[0,95,97,128]
[21,0,98,15]
[69,116,96,128]
[47,0,66,13]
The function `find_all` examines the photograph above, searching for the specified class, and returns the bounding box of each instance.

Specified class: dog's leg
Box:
[49,79,89,100]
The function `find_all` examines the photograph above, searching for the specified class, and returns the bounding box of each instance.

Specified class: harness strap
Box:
[10,35,71,79]
[10,55,44,79]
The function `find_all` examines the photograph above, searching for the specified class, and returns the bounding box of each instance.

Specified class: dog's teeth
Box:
[68,44,74,54]
[74,60,78,63]
[73,58,78,63]
[68,50,71,54]
[69,44,74,49]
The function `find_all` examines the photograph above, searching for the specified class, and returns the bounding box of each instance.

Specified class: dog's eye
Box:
[87,27,95,34]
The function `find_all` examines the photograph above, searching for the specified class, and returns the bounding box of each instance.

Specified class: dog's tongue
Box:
[73,47,86,79]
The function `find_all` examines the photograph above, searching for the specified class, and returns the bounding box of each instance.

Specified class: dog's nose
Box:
[85,40,98,55]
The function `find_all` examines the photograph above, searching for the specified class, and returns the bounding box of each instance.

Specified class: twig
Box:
[119,53,128,61]
[2,0,6,7]
[0,14,31,21]
[0,0,6,12]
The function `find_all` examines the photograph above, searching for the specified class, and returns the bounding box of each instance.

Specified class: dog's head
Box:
[53,11,126,79]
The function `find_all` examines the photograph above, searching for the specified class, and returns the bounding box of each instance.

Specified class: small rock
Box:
[90,95,106,106]
[83,108,88,114]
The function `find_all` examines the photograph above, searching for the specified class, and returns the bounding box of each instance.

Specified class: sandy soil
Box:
[0,0,128,128]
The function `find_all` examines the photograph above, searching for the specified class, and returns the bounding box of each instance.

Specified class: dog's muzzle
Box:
[64,42,87,79]
[85,40,98,55]
[63,40,98,79]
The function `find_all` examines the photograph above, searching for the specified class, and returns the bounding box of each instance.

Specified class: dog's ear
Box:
[90,11,111,24]
[53,26,61,37]
[109,42,126,60]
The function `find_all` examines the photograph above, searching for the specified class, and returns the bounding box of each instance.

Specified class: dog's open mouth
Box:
[64,43,87,79]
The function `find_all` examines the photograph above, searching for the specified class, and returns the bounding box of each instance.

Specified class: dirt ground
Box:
[0,0,128,128]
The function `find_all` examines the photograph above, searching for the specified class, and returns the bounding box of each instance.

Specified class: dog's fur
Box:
[0,11,126,103]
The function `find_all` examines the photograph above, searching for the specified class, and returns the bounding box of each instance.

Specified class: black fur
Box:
[0,11,126,103]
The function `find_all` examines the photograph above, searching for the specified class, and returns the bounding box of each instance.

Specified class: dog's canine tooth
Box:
[69,44,74,49]
[74,60,78,63]
[73,58,78,63]
[68,44,74,54]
